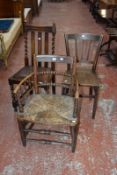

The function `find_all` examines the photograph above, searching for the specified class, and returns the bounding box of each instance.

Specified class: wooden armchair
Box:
[8,24,56,110]
[13,55,80,152]
[64,33,103,119]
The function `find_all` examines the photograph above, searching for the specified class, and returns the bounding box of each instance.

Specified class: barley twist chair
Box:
[64,33,103,119]
[8,23,56,111]
[13,55,80,152]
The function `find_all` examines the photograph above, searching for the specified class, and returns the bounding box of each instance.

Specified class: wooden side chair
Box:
[8,24,56,111]
[64,33,103,119]
[13,55,80,152]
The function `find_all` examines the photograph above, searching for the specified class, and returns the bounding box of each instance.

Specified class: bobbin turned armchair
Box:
[13,55,80,152]
[8,24,56,111]
[64,33,103,119]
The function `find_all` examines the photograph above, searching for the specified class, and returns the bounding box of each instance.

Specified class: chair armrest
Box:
[13,72,34,112]
[14,72,34,94]
[73,78,81,119]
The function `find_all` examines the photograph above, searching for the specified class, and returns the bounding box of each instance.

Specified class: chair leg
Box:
[4,57,8,68]
[62,87,69,95]
[8,81,17,112]
[92,86,99,119]
[89,87,93,100]
[52,75,56,94]
[70,123,79,152]
[17,120,26,146]
[52,86,56,94]
[44,86,50,94]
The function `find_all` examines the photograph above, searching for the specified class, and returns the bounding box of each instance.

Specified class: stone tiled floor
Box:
[0,0,117,174]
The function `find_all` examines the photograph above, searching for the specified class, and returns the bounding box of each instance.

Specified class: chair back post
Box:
[33,54,38,94]
[64,34,72,71]
[93,34,103,71]
[51,23,56,91]
[24,29,29,66]
[69,56,76,96]
[31,30,35,66]
[52,23,56,55]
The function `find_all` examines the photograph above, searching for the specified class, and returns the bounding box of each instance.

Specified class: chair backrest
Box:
[24,24,56,66]
[64,33,103,71]
[33,55,76,96]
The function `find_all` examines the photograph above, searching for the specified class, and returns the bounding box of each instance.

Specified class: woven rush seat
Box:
[63,67,101,87]
[77,68,101,87]
[17,94,77,126]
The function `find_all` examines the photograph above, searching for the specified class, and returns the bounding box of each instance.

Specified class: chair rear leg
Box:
[52,86,56,94]
[17,120,26,146]
[89,87,93,100]
[44,86,50,94]
[4,57,8,68]
[51,74,56,94]
[62,87,69,95]
[8,81,17,112]
[92,86,99,119]
[70,123,79,152]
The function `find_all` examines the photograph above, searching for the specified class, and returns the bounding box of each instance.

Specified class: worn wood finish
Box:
[0,0,14,18]
[0,0,24,19]
[13,0,24,18]
[65,33,103,119]
[0,0,32,26]
[0,0,24,67]
[8,24,56,110]
[13,55,80,152]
